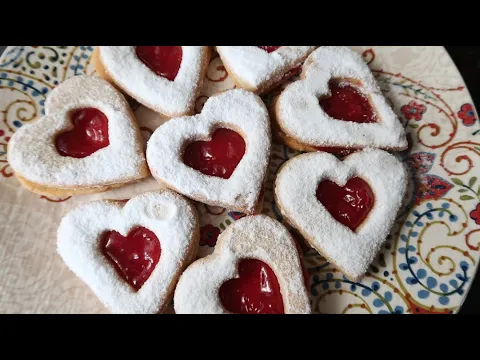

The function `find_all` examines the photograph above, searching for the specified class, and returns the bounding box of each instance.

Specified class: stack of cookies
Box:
[7,46,408,314]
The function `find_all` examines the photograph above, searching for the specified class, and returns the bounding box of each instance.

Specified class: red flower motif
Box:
[200,224,221,247]
[401,101,427,121]
[458,103,477,126]
[470,204,480,225]
[228,211,246,220]
[403,152,453,206]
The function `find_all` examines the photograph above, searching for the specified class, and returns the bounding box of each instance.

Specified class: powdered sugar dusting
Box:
[45,74,129,115]
[146,89,271,214]
[274,148,408,281]
[275,46,407,149]
[173,215,311,314]
[57,189,199,314]
[216,46,317,92]
[7,75,147,188]
[99,46,209,117]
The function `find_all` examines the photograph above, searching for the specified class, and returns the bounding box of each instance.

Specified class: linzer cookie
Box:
[93,46,210,118]
[7,75,149,197]
[216,46,317,95]
[271,46,407,154]
[174,215,311,314]
[274,148,407,282]
[56,189,199,314]
[146,89,271,214]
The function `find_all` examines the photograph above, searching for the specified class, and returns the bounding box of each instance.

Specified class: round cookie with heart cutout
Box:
[173,214,311,314]
[146,88,271,214]
[216,46,318,95]
[271,46,408,155]
[274,148,408,282]
[56,189,200,314]
[7,75,149,197]
[93,46,210,118]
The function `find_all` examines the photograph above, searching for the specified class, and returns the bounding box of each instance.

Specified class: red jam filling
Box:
[316,177,374,231]
[219,259,284,314]
[56,108,109,158]
[101,226,161,291]
[135,46,183,81]
[319,80,376,123]
[257,46,281,53]
[314,146,356,157]
[183,128,246,179]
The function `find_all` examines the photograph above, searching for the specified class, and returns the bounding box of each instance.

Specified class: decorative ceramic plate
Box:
[0,46,479,314]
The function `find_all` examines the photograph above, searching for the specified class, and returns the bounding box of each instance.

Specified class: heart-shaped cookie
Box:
[216,46,317,95]
[274,148,407,282]
[173,215,311,314]
[272,46,408,152]
[7,75,149,197]
[56,189,199,314]
[146,89,271,214]
[94,46,210,118]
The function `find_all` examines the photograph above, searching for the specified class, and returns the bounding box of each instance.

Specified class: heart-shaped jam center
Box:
[135,46,183,81]
[56,107,109,158]
[257,46,281,53]
[316,177,374,231]
[101,226,161,291]
[319,80,377,123]
[183,128,246,179]
[219,259,284,314]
